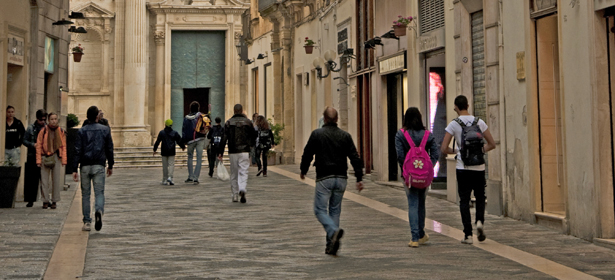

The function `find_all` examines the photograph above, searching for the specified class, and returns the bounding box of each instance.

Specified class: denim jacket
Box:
[395,129,440,170]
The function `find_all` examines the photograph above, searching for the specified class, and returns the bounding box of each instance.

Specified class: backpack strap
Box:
[453,118,466,127]
[402,129,416,149]
[419,130,430,149]
[472,117,480,126]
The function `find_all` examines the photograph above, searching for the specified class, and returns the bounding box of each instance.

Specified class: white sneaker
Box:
[82,222,91,231]
[477,221,486,242]
[232,194,239,202]
[161,180,168,185]
[461,236,473,244]
[167,177,175,185]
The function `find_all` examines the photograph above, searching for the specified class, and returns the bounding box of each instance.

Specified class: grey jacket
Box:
[395,129,440,169]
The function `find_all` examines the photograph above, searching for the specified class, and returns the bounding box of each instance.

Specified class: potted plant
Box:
[0,161,22,208]
[72,44,84,62]
[65,113,79,174]
[393,16,413,37]
[304,37,316,54]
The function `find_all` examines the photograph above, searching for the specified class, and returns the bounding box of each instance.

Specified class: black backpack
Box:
[258,129,272,150]
[454,118,485,166]
[210,127,224,147]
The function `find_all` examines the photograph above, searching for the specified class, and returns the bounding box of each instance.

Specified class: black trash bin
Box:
[0,166,21,208]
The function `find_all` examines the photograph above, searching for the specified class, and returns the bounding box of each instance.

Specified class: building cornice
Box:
[148,4,248,15]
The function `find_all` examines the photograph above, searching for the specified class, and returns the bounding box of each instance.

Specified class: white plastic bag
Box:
[217,161,229,181]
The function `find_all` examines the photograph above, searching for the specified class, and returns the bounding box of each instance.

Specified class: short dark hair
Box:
[323,107,338,124]
[402,107,425,131]
[87,106,99,122]
[234,104,243,114]
[454,95,469,111]
[189,101,200,113]
[6,105,14,111]
[36,109,46,120]
[215,117,221,124]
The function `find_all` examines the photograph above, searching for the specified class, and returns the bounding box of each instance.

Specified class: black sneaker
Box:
[95,211,103,231]
[239,191,246,203]
[193,180,199,185]
[26,202,33,207]
[185,178,193,183]
[256,169,263,176]
[328,229,344,255]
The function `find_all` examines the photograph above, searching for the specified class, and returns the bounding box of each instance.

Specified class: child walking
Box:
[154,119,185,185]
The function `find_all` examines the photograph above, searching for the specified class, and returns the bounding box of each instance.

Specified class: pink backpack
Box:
[402,129,434,189]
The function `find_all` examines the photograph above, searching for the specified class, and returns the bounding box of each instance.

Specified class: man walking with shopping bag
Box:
[218,104,256,203]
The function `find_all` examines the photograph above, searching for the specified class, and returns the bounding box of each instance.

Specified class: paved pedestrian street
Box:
[2,165,615,279]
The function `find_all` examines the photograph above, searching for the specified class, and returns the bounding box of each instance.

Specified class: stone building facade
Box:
[1,0,71,202]
[68,0,248,146]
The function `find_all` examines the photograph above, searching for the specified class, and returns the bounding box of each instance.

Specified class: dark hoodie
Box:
[5,117,25,149]
[154,127,185,156]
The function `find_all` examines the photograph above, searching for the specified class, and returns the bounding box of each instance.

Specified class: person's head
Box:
[256,115,270,130]
[234,104,243,115]
[36,109,47,125]
[454,95,469,114]
[215,117,221,124]
[323,107,338,125]
[98,110,104,119]
[48,112,59,126]
[164,119,173,127]
[87,106,99,122]
[190,101,200,114]
[252,113,258,120]
[402,107,425,131]
[6,106,15,119]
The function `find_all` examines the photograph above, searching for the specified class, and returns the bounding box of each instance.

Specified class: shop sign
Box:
[7,35,25,66]
[379,53,406,75]
[418,28,445,53]
[45,37,54,73]
[595,0,615,10]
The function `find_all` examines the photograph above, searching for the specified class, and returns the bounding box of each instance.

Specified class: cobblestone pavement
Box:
[2,166,615,279]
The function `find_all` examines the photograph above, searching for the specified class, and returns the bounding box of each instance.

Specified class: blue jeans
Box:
[187,139,205,180]
[405,187,427,241]
[314,177,347,244]
[80,165,106,223]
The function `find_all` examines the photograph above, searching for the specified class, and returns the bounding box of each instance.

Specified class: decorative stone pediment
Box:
[72,2,115,19]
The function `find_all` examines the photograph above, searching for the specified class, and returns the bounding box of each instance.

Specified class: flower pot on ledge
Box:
[304,45,314,54]
[73,52,83,62]
[393,25,407,37]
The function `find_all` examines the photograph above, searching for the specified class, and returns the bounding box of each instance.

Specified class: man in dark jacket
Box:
[218,104,256,203]
[72,106,114,232]
[154,119,185,185]
[207,117,224,178]
[5,105,25,167]
[22,109,46,207]
[300,107,364,256]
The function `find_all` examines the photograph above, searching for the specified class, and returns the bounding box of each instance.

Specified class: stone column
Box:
[271,20,283,125]
[122,0,150,146]
[113,0,125,140]
[281,27,294,164]
[154,30,165,136]
[101,19,111,92]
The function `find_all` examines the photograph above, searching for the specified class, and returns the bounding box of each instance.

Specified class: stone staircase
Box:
[113,147,230,169]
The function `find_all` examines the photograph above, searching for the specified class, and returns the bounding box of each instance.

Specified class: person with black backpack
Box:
[254,115,275,177]
[441,95,496,245]
[207,117,224,178]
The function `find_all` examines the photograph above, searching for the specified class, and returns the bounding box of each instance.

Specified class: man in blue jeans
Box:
[73,106,114,232]
[182,101,210,184]
[300,107,364,256]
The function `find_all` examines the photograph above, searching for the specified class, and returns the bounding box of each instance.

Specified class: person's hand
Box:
[37,164,41,168]
[153,152,157,156]
[356,181,364,192]
[72,172,79,182]
[181,147,185,151]
[62,164,65,167]
[107,169,113,177]
[300,173,305,180]
[218,155,223,160]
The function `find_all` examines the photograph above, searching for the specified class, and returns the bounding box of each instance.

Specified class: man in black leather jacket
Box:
[72,106,114,232]
[300,107,364,256]
[218,104,256,203]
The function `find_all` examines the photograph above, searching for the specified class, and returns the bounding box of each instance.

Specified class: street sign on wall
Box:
[7,35,24,66]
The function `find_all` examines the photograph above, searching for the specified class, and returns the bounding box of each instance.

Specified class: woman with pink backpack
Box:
[395,107,440,248]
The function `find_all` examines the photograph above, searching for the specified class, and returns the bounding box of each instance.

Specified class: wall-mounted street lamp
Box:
[257,53,268,59]
[52,18,74,25]
[245,58,254,65]
[363,37,383,49]
[313,49,355,79]
[68,26,87,33]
